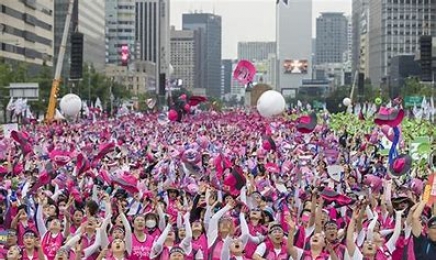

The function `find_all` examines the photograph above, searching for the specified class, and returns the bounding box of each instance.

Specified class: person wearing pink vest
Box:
[221,212,249,260]
[207,201,235,260]
[21,229,45,260]
[5,245,22,260]
[244,208,267,258]
[287,218,338,260]
[253,222,289,260]
[97,238,129,260]
[36,201,67,260]
[189,220,207,260]
[129,214,155,260]
[150,213,192,259]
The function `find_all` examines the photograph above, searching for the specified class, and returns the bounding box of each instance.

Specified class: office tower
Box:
[368,0,436,86]
[54,0,105,78]
[221,59,233,95]
[237,42,276,61]
[276,0,312,97]
[351,0,369,74]
[315,12,348,65]
[183,13,222,98]
[170,26,200,89]
[136,0,170,95]
[0,0,54,74]
[106,0,136,65]
[77,0,105,71]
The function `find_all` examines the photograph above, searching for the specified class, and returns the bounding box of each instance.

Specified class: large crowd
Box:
[0,106,434,260]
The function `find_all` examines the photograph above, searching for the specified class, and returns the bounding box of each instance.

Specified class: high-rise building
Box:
[315,12,348,65]
[351,0,369,74]
[170,27,200,89]
[276,0,312,97]
[221,59,233,95]
[78,0,105,71]
[0,0,54,73]
[106,0,136,65]
[135,0,170,95]
[183,13,222,98]
[54,0,106,78]
[368,0,436,86]
[237,42,276,61]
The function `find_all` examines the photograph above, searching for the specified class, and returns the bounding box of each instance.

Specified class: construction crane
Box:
[45,0,75,122]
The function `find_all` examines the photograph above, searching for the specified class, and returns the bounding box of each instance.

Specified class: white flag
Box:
[6,97,14,111]
[95,97,103,110]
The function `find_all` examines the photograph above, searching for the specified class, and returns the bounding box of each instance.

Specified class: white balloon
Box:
[59,94,82,117]
[343,97,352,106]
[256,90,286,118]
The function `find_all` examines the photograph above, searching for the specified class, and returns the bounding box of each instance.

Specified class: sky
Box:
[170,0,351,59]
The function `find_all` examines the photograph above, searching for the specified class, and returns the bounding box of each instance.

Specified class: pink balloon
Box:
[180,94,187,100]
[184,104,191,112]
[168,110,178,121]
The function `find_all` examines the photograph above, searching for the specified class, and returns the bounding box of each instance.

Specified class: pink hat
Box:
[374,107,405,127]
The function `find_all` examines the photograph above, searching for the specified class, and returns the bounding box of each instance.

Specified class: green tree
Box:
[402,77,434,97]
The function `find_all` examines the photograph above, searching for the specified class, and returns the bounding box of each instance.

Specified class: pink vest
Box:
[263,239,289,260]
[129,233,154,260]
[42,232,64,260]
[208,238,224,260]
[245,223,266,258]
[22,249,38,260]
[391,235,407,260]
[69,233,98,260]
[159,246,171,260]
[375,246,390,260]
[295,225,307,249]
[331,242,346,259]
[301,250,329,260]
[189,234,207,260]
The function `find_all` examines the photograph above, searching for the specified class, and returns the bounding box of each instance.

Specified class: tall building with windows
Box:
[135,0,170,95]
[0,0,54,73]
[54,0,105,78]
[106,0,136,65]
[276,0,312,97]
[237,42,276,61]
[351,0,369,74]
[315,12,348,65]
[170,26,200,90]
[78,0,105,71]
[368,0,436,86]
[183,13,222,98]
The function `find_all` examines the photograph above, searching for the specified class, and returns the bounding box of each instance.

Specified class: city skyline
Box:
[170,0,351,59]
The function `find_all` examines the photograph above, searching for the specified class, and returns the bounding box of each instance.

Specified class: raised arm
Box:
[412,200,426,237]
[83,228,102,259]
[346,209,358,257]
[207,203,232,248]
[220,236,232,260]
[35,203,47,237]
[180,213,192,253]
[120,210,133,255]
[150,224,171,259]
[286,218,299,260]
[385,209,404,253]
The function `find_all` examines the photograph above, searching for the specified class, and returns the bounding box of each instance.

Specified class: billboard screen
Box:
[283,59,308,74]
